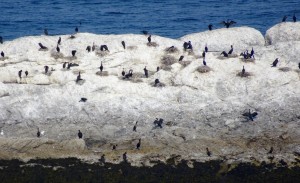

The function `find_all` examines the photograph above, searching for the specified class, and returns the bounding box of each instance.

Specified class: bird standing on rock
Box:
[25,71,28,77]
[147,35,151,43]
[72,50,76,57]
[242,66,245,76]
[221,19,236,28]
[179,55,184,61]
[144,66,148,78]
[271,58,279,67]
[100,62,103,72]
[56,45,60,53]
[57,37,61,45]
[37,128,41,138]
[123,152,127,162]
[121,41,126,49]
[282,15,288,22]
[44,29,48,35]
[206,148,211,157]
[78,130,83,139]
[136,139,141,150]
[133,121,138,132]
[154,79,160,86]
[75,26,79,33]
[203,59,207,66]
[122,68,125,76]
[76,72,82,82]
[208,24,213,31]
[18,70,22,79]
[44,66,49,74]
[293,14,297,22]
[1,51,4,57]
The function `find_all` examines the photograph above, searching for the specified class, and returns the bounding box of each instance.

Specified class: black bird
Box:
[63,62,67,69]
[76,72,82,82]
[25,71,28,77]
[183,42,189,50]
[242,66,245,76]
[123,152,127,162]
[72,50,76,57]
[268,147,274,154]
[154,79,160,86]
[18,70,22,78]
[205,45,208,52]
[44,29,48,35]
[221,51,229,57]
[271,58,279,67]
[79,98,87,102]
[112,144,117,150]
[179,55,184,61]
[57,37,61,45]
[202,51,206,58]
[144,66,148,78]
[203,59,207,66]
[0,36,3,44]
[100,62,103,72]
[282,15,287,22]
[298,63,300,69]
[56,45,60,53]
[206,148,211,157]
[100,45,109,51]
[136,139,141,150]
[221,20,236,28]
[156,66,160,72]
[124,69,133,79]
[242,109,258,121]
[208,24,213,31]
[122,68,125,76]
[86,46,91,52]
[38,43,47,49]
[147,35,151,43]
[133,121,138,132]
[228,45,233,54]
[250,47,255,58]
[121,41,126,49]
[100,154,105,164]
[75,26,79,33]
[44,66,49,74]
[187,41,193,50]
[154,118,163,128]
[78,130,83,139]
[1,51,4,57]
[37,128,41,138]
[293,14,297,22]
[67,62,72,69]
[92,43,96,51]
[141,30,148,35]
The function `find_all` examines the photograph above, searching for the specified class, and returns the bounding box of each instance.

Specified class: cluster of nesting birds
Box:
[1,17,299,163]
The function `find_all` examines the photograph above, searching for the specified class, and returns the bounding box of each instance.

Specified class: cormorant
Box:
[71,50,76,57]
[179,55,184,61]
[86,46,91,52]
[293,14,297,22]
[57,37,61,45]
[0,36,3,44]
[154,79,160,86]
[100,62,103,72]
[100,45,109,51]
[208,24,213,31]
[100,154,105,164]
[250,47,255,58]
[242,66,245,76]
[44,66,49,74]
[121,41,126,49]
[205,44,208,52]
[157,66,160,72]
[37,128,41,138]
[78,130,83,139]
[122,68,125,76]
[18,70,22,78]
[133,121,138,132]
[268,147,274,154]
[44,29,48,35]
[63,62,67,69]
[25,71,28,77]
[123,152,127,162]
[242,109,258,121]
[92,42,95,51]
[1,51,4,57]
[136,139,141,150]
[282,15,287,22]
[141,30,148,35]
[75,26,78,33]
[271,58,279,67]
[298,63,300,69]
[147,35,151,43]
[203,59,207,66]
[206,147,211,157]
[202,51,206,58]
[56,45,60,53]
[144,66,148,78]
[38,43,47,49]
[183,42,189,50]
[79,98,87,102]
[112,144,117,150]
[67,62,72,69]
[228,45,233,54]
[124,69,133,79]
[154,118,163,128]
[221,20,236,28]
[221,51,229,57]
[187,41,193,50]
[76,72,82,82]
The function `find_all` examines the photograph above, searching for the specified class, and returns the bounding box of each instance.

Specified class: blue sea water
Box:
[0,0,300,40]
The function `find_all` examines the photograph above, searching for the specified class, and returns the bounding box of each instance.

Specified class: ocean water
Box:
[0,0,299,41]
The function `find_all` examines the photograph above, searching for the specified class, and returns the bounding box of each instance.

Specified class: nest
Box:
[51,52,64,59]
[179,61,192,67]
[76,79,85,85]
[127,46,137,50]
[161,55,177,66]
[197,66,212,73]
[147,42,159,47]
[240,58,255,63]
[164,46,179,54]
[96,50,109,57]
[228,54,238,58]
[151,82,165,87]
[96,71,109,76]
[237,71,252,77]
[0,57,8,61]
[38,48,48,51]
[278,67,291,72]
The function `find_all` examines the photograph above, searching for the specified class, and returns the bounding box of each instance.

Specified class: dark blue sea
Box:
[0,0,300,40]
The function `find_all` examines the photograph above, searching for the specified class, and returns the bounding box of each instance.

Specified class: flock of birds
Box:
[0,16,299,164]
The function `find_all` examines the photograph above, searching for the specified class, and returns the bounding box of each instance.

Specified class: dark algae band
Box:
[0,158,299,183]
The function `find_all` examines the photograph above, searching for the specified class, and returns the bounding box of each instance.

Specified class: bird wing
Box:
[229,21,236,25]
[220,21,227,25]
[252,112,258,117]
